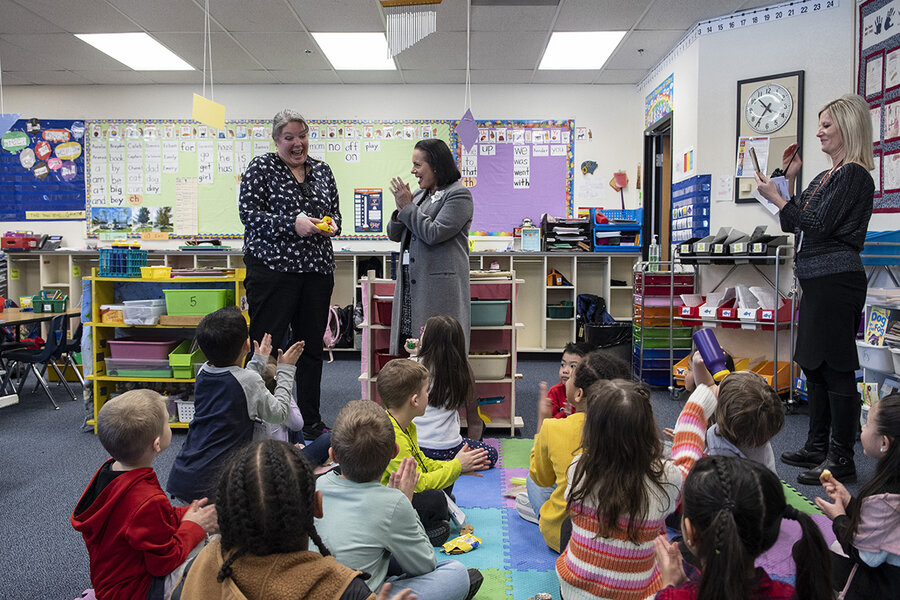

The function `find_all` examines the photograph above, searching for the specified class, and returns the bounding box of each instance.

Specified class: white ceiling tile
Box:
[2,33,131,70]
[0,0,65,34]
[470,32,544,69]
[232,32,331,71]
[71,70,155,85]
[592,69,647,85]
[142,70,204,84]
[471,69,535,84]
[106,0,206,33]
[336,70,404,84]
[1,71,35,85]
[211,70,281,84]
[554,0,654,31]
[398,69,467,84]
[469,5,560,32]
[23,70,93,85]
[288,0,384,32]
[212,0,305,33]
[18,0,141,33]
[269,69,342,84]
[531,70,601,84]
[605,30,686,71]
[152,32,261,70]
[393,32,467,70]
[0,37,61,70]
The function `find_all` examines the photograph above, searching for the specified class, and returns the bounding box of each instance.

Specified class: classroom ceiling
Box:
[0,0,775,86]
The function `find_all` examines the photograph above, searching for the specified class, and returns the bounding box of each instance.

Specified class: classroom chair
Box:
[0,315,77,409]
[52,321,85,387]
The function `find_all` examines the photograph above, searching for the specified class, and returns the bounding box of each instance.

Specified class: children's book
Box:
[866,307,893,345]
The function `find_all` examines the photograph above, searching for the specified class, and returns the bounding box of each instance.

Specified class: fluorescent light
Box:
[539,31,626,70]
[75,33,194,71]
[312,33,396,70]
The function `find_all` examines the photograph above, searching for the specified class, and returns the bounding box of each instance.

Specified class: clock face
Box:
[744,83,794,134]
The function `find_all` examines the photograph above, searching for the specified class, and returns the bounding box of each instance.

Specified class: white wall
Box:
[3,83,642,249]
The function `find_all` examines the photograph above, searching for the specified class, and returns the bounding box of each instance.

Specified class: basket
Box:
[375,349,404,373]
[471,300,510,326]
[106,338,181,360]
[104,357,172,378]
[169,340,206,379]
[163,289,230,316]
[100,304,126,323]
[469,353,510,380]
[99,247,148,278]
[175,400,195,423]
[123,299,167,325]
[547,301,574,319]
[140,266,172,279]
[31,290,69,313]
[373,296,393,324]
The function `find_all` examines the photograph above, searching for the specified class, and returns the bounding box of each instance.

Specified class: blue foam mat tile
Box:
[510,568,560,600]
[454,465,504,509]
[435,507,507,571]
[503,508,560,572]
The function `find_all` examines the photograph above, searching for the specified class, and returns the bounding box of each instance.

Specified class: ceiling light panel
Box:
[311,32,396,70]
[75,33,194,70]
[539,31,626,70]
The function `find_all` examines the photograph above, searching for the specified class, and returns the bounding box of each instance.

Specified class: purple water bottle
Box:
[692,328,730,382]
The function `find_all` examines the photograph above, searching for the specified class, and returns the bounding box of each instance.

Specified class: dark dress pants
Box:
[244,256,334,428]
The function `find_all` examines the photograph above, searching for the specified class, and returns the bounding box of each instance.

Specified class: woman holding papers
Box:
[756,94,874,485]
[387,138,473,356]
[239,109,341,440]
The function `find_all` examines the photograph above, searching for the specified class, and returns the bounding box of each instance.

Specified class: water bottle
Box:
[648,234,661,272]
[692,328,730,382]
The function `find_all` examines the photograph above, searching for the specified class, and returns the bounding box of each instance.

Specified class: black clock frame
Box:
[735,70,804,204]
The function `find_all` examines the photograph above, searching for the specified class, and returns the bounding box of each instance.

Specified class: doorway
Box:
[642,114,672,261]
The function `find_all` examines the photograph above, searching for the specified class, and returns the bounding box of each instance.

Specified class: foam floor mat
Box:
[443,439,837,598]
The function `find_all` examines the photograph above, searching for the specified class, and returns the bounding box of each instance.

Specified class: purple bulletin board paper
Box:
[455,119,574,234]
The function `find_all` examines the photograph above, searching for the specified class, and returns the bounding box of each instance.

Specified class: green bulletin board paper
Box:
[85,119,451,239]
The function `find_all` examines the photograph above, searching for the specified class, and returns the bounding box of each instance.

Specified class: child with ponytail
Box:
[654,455,832,600]
[408,315,497,468]
[181,440,415,600]
[815,393,900,599]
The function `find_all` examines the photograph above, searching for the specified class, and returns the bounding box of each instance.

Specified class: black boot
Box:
[798,391,859,485]
[782,380,830,468]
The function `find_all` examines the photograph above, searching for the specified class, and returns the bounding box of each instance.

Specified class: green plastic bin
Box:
[163,289,230,316]
[168,340,206,379]
[31,289,69,313]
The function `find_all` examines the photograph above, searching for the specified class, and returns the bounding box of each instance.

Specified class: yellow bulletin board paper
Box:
[140,231,170,241]
[85,119,453,239]
[192,94,226,131]
[26,210,86,219]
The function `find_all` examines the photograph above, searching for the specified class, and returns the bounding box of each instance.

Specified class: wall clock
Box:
[735,71,804,204]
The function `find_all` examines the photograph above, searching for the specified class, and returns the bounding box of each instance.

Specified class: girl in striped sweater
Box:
[556,369,714,600]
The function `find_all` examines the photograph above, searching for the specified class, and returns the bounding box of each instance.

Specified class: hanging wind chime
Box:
[380,0,442,57]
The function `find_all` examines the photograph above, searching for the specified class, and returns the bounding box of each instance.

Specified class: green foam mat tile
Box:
[473,568,513,600]
[500,438,534,469]
[781,480,823,515]
[510,569,560,599]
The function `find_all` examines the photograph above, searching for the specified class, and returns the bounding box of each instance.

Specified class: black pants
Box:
[411,488,450,531]
[244,256,334,427]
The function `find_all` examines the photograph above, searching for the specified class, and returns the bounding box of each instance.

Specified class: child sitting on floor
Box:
[536,341,594,431]
[181,440,416,600]
[815,393,900,599]
[519,349,631,552]
[378,358,489,545]
[316,400,482,600]
[654,456,831,600]
[407,315,497,468]
[167,306,309,502]
[72,389,219,600]
[556,377,714,599]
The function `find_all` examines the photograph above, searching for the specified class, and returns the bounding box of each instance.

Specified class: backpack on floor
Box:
[323,305,341,363]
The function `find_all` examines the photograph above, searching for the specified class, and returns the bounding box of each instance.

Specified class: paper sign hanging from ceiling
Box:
[192,94,226,131]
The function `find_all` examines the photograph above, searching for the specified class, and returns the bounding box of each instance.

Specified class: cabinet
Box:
[358,271,524,435]
[84,267,246,433]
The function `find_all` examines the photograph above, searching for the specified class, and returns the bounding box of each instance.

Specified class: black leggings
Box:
[804,363,857,396]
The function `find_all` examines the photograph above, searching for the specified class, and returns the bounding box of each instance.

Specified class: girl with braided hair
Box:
[181,440,415,600]
[653,455,832,600]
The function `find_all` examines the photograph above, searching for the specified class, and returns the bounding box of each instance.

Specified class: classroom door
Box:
[642,114,672,262]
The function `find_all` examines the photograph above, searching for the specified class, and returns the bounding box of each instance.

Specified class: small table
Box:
[0,309,81,340]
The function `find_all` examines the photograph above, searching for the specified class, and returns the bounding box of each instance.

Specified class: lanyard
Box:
[387,411,428,472]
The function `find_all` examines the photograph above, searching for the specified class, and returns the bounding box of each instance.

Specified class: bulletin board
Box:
[0,118,87,221]
[860,0,900,212]
[84,119,452,239]
[455,119,574,233]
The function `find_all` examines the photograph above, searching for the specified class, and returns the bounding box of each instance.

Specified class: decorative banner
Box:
[860,0,900,212]
[645,74,674,129]
[0,118,86,221]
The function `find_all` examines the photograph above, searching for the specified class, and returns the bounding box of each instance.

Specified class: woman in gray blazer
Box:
[387,139,473,356]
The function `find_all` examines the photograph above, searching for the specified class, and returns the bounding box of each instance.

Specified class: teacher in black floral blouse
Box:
[239,109,341,440]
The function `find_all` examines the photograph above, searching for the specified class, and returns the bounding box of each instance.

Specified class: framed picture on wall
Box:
[735,71,804,204]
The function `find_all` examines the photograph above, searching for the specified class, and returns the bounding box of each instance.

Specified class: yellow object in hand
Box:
[822,469,832,481]
[316,216,334,232]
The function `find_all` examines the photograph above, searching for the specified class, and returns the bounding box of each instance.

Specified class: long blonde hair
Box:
[820,94,874,170]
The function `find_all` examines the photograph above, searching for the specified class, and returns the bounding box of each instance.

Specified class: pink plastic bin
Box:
[106,338,181,360]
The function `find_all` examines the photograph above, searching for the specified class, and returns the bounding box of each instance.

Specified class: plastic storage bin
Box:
[104,357,173,378]
[471,300,510,326]
[175,400,195,422]
[99,247,148,277]
[100,304,126,323]
[469,353,510,380]
[547,301,574,318]
[163,289,229,316]
[169,340,206,379]
[858,340,893,372]
[140,266,172,278]
[31,289,69,313]
[375,349,404,373]
[373,296,393,325]
[123,299,167,325]
[106,338,181,360]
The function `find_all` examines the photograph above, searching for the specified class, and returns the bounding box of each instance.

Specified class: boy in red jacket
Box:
[72,389,219,600]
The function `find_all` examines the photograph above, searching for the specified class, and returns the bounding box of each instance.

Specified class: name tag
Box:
[402,250,410,265]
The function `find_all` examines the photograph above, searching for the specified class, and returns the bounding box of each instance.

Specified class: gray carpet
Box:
[0,353,873,599]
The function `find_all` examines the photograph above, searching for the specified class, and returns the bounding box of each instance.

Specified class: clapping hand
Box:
[278,340,305,365]
[388,456,420,501]
[390,177,413,210]
[253,333,273,359]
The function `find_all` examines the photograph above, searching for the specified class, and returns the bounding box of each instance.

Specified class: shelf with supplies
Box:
[358,270,524,435]
[84,268,246,433]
